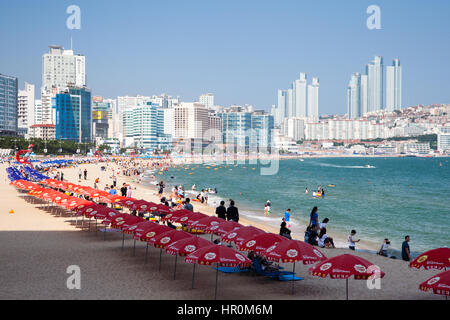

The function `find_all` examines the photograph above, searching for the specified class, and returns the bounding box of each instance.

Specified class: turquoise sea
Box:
[148,157,450,255]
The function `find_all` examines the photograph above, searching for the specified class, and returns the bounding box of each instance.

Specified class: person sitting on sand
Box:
[348,230,360,251]
[317,228,335,248]
[378,238,390,257]
[307,225,319,246]
[279,218,292,240]
[320,218,329,230]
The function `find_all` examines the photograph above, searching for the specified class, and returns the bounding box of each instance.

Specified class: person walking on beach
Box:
[348,230,360,251]
[126,185,132,198]
[216,201,227,220]
[112,175,117,188]
[158,181,165,198]
[402,236,411,261]
[78,169,82,181]
[226,200,239,223]
[284,209,291,228]
[83,168,87,180]
[309,206,319,228]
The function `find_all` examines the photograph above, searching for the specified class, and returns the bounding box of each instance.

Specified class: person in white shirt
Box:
[348,230,360,250]
[318,228,335,248]
[378,238,390,257]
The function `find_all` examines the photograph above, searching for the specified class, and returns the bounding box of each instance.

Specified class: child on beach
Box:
[284,209,291,228]
[264,204,270,216]
[318,228,335,248]
[348,230,360,251]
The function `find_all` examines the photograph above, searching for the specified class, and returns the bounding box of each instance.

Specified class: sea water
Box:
[145,157,450,255]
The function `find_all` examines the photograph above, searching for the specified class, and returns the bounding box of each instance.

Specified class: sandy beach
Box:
[0,161,443,300]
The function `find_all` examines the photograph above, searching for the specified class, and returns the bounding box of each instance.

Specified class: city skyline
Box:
[1,0,449,114]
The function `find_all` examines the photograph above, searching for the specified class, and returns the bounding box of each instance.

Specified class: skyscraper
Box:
[307,78,319,121]
[17,82,35,136]
[276,89,288,125]
[199,93,214,109]
[287,88,294,118]
[366,56,384,112]
[294,72,307,117]
[0,73,18,135]
[55,86,92,143]
[361,74,368,115]
[347,73,361,119]
[42,45,86,92]
[386,59,402,111]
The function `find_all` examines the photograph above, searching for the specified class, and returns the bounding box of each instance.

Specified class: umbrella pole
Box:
[133,239,136,256]
[95,219,98,234]
[159,249,162,272]
[192,263,196,289]
[346,278,349,300]
[214,263,219,300]
[291,262,296,295]
[122,233,125,249]
[104,224,106,240]
[88,218,91,232]
[174,255,178,280]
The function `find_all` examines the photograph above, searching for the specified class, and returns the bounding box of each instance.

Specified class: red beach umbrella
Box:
[221,225,265,244]
[204,220,241,236]
[419,269,450,298]
[410,248,450,270]
[166,236,213,256]
[237,233,288,254]
[150,203,173,215]
[263,239,327,294]
[161,209,192,222]
[188,216,225,230]
[151,229,193,272]
[309,254,385,300]
[185,244,252,300]
[116,198,139,209]
[174,212,207,227]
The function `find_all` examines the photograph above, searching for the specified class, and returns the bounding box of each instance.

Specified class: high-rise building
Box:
[199,93,214,109]
[282,117,305,141]
[366,56,384,112]
[92,97,110,140]
[276,89,288,125]
[34,99,42,124]
[123,103,171,151]
[173,102,210,140]
[294,72,307,117]
[0,73,18,135]
[42,45,86,92]
[437,127,450,153]
[347,73,361,119]
[361,74,368,115]
[386,59,402,111]
[307,78,319,121]
[55,86,92,143]
[17,82,35,136]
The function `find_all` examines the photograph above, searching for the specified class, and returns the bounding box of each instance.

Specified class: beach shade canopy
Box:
[12,180,40,190]
[123,220,155,235]
[185,244,252,267]
[237,233,289,254]
[166,236,213,256]
[116,198,140,209]
[76,204,107,217]
[204,220,242,236]
[111,214,144,230]
[89,207,121,221]
[185,244,253,299]
[221,225,265,244]
[161,209,192,222]
[130,200,156,213]
[309,254,385,300]
[140,224,173,243]
[99,194,128,204]
[173,211,207,226]
[131,221,163,241]
[152,229,193,248]
[419,269,450,297]
[263,239,327,264]
[188,216,225,230]
[67,199,93,210]
[409,248,450,270]
[150,203,173,215]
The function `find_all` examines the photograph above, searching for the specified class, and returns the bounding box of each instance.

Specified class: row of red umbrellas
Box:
[12,178,449,299]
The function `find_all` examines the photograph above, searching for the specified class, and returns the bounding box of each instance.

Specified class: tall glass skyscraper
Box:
[386,59,402,111]
[307,77,320,121]
[55,86,92,143]
[0,73,18,135]
[294,72,307,118]
[347,73,361,119]
[366,56,384,112]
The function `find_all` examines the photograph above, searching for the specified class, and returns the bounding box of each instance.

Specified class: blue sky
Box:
[1,0,449,115]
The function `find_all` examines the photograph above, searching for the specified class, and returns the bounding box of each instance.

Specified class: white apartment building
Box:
[42,45,86,92]
[282,117,305,141]
[307,78,319,121]
[305,119,386,141]
[294,73,307,118]
[199,93,214,109]
[17,82,35,135]
[386,59,402,111]
[438,127,450,153]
